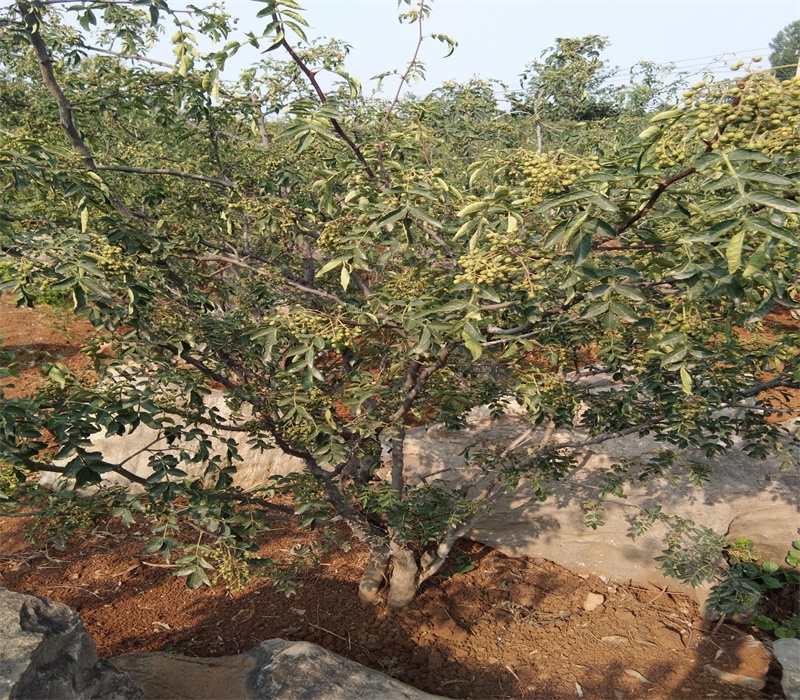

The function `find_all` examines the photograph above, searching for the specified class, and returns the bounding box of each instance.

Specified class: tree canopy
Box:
[770,19,800,82]
[1,0,799,609]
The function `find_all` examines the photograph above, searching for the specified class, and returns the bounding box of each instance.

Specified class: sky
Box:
[207,0,800,96]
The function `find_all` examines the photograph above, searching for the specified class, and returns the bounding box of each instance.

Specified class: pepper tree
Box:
[1,0,798,606]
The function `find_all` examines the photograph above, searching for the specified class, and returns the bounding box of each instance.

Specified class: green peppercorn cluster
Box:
[85,234,137,275]
[318,216,356,252]
[512,149,601,203]
[266,308,363,347]
[455,231,521,287]
[656,73,800,168]
[382,268,437,301]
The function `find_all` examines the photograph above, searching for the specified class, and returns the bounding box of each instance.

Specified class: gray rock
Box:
[0,588,143,700]
[113,639,443,700]
[397,407,800,609]
[41,390,305,493]
[774,638,800,700]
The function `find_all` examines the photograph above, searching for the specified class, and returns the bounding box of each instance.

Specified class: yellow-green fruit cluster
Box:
[318,216,355,252]
[658,73,800,168]
[266,309,363,346]
[383,269,437,301]
[86,235,136,275]
[455,231,521,287]
[512,150,601,203]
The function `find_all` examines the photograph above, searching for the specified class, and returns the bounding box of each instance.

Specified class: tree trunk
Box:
[358,543,390,604]
[358,544,421,608]
[386,546,419,609]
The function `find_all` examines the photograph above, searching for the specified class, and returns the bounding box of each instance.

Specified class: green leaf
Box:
[608,300,638,323]
[745,218,800,247]
[572,233,592,265]
[660,346,687,368]
[728,149,772,163]
[340,264,351,291]
[649,108,683,123]
[453,217,479,241]
[371,206,409,230]
[726,230,745,274]
[742,242,768,278]
[761,575,783,589]
[580,301,609,319]
[407,205,442,229]
[456,201,487,218]
[738,171,793,187]
[680,366,692,395]
[708,195,748,215]
[411,326,432,355]
[747,192,800,214]
[615,285,647,303]
[186,569,210,589]
[315,257,346,277]
[682,219,739,243]
[638,125,661,140]
[461,322,484,361]
[533,190,594,214]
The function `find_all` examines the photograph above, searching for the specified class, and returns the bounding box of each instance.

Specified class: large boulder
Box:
[0,588,143,700]
[41,390,305,493]
[42,385,800,605]
[401,404,800,600]
[112,639,443,700]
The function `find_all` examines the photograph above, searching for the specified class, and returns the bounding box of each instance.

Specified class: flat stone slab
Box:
[113,639,444,700]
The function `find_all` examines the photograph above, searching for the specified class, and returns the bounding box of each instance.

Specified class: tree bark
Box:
[358,544,390,604]
[386,546,419,609]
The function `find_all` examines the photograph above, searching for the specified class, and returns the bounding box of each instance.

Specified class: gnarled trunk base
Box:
[358,546,390,604]
[386,547,419,609]
[358,545,422,608]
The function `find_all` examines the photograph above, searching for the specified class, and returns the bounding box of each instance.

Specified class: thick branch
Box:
[386,348,451,426]
[18,1,134,218]
[616,167,696,234]
[20,1,95,170]
[249,93,270,147]
[189,254,346,306]
[16,454,150,486]
[96,164,236,189]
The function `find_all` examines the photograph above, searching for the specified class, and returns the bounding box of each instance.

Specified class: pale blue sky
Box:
[209,0,800,95]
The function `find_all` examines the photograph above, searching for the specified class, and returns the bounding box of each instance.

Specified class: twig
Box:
[32,585,103,598]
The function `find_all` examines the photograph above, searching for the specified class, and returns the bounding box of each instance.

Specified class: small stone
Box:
[600,635,628,648]
[582,592,605,612]
[624,669,650,684]
[705,666,765,691]
[774,638,800,700]
[652,627,684,650]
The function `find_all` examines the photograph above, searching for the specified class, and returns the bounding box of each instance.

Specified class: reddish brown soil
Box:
[0,295,795,699]
[0,515,786,700]
[0,298,96,398]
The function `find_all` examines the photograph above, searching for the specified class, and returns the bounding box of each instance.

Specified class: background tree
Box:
[511,35,620,152]
[1,0,799,609]
[770,20,800,81]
